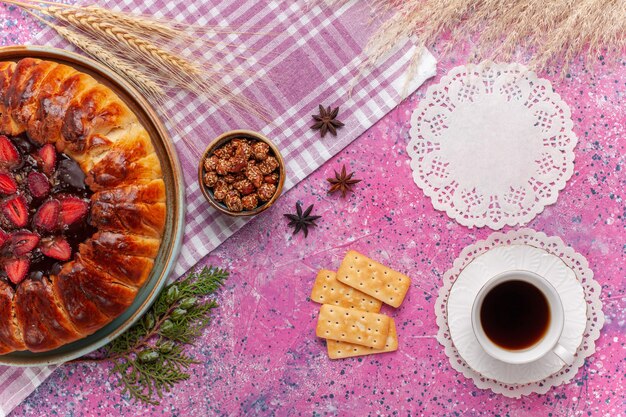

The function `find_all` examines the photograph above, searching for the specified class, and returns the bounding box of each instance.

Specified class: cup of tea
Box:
[471,270,575,365]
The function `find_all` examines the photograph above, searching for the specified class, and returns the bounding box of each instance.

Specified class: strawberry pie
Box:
[0,58,166,353]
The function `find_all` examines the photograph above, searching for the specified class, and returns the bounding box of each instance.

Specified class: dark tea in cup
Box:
[471,270,574,365]
[479,280,550,350]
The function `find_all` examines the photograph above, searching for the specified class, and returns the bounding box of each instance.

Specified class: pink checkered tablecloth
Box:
[0,1,436,415]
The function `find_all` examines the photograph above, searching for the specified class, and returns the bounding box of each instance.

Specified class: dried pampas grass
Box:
[329,0,626,76]
[4,0,270,155]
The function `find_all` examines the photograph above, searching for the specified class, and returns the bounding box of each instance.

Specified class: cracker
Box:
[327,318,398,359]
[316,304,390,349]
[310,269,382,313]
[336,250,411,308]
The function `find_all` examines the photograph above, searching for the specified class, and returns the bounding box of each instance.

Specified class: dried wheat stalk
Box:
[28,13,165,98]
[28,1,278,64]
[38,2,269,120]
[50,5,182,41]
[25,4,203,80]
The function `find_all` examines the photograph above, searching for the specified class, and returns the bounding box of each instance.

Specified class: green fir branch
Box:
[71,265,228,405]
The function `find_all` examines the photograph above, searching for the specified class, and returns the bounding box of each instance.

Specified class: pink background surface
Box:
[2,4,625,416]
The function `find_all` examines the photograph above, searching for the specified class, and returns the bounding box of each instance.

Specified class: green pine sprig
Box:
[71,265,228,405]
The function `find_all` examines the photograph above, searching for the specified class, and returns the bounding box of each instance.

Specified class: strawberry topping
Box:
[4,257,30,285]
[2,195,28,227]
[11,231,40,256]
[0,135,93,285]
[37,143,57,175]
[34,199,61,231]
[40,236,72,261]
[59,196,89,226]
[0,135,20,169]
[27,171,50,198]
[0,228,8,247]
[0,173,17,195]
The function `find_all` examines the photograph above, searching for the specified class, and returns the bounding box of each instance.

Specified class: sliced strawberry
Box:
[0,136,20,169]
[2,195,28,228]
[38,144,56,175]
[0,228,8,247]
[40,236,71,261]
[59,196,89,226]
[27,172,50,198]
[11,231,40,256]
[0,173,17,195]
[34,199,60,231]
[4,257,30,284]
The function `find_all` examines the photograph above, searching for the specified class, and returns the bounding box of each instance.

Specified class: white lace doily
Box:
[435,229,604,398]
[408,62,577,229]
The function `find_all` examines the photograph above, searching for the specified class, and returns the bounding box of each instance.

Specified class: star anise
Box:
[311,105,345,137]
[327,165,361,198]
[284,202,321,238]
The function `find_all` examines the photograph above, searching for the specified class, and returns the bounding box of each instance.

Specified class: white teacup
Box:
[471,270,575,365]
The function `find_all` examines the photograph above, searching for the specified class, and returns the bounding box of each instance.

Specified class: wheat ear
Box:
[47,5,183,41]
[27,12,165,98]
[39,8,202,81]
[9,1,200,87]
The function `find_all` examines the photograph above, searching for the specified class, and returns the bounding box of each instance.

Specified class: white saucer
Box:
[447,244,587,384]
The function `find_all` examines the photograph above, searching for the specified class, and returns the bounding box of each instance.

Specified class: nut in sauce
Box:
[202,137,281,213]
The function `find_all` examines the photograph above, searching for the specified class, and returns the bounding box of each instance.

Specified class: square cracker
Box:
[336,250,411,308]
[310,269,382,313]
[316,304,390,349]
[327,318,398,359]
